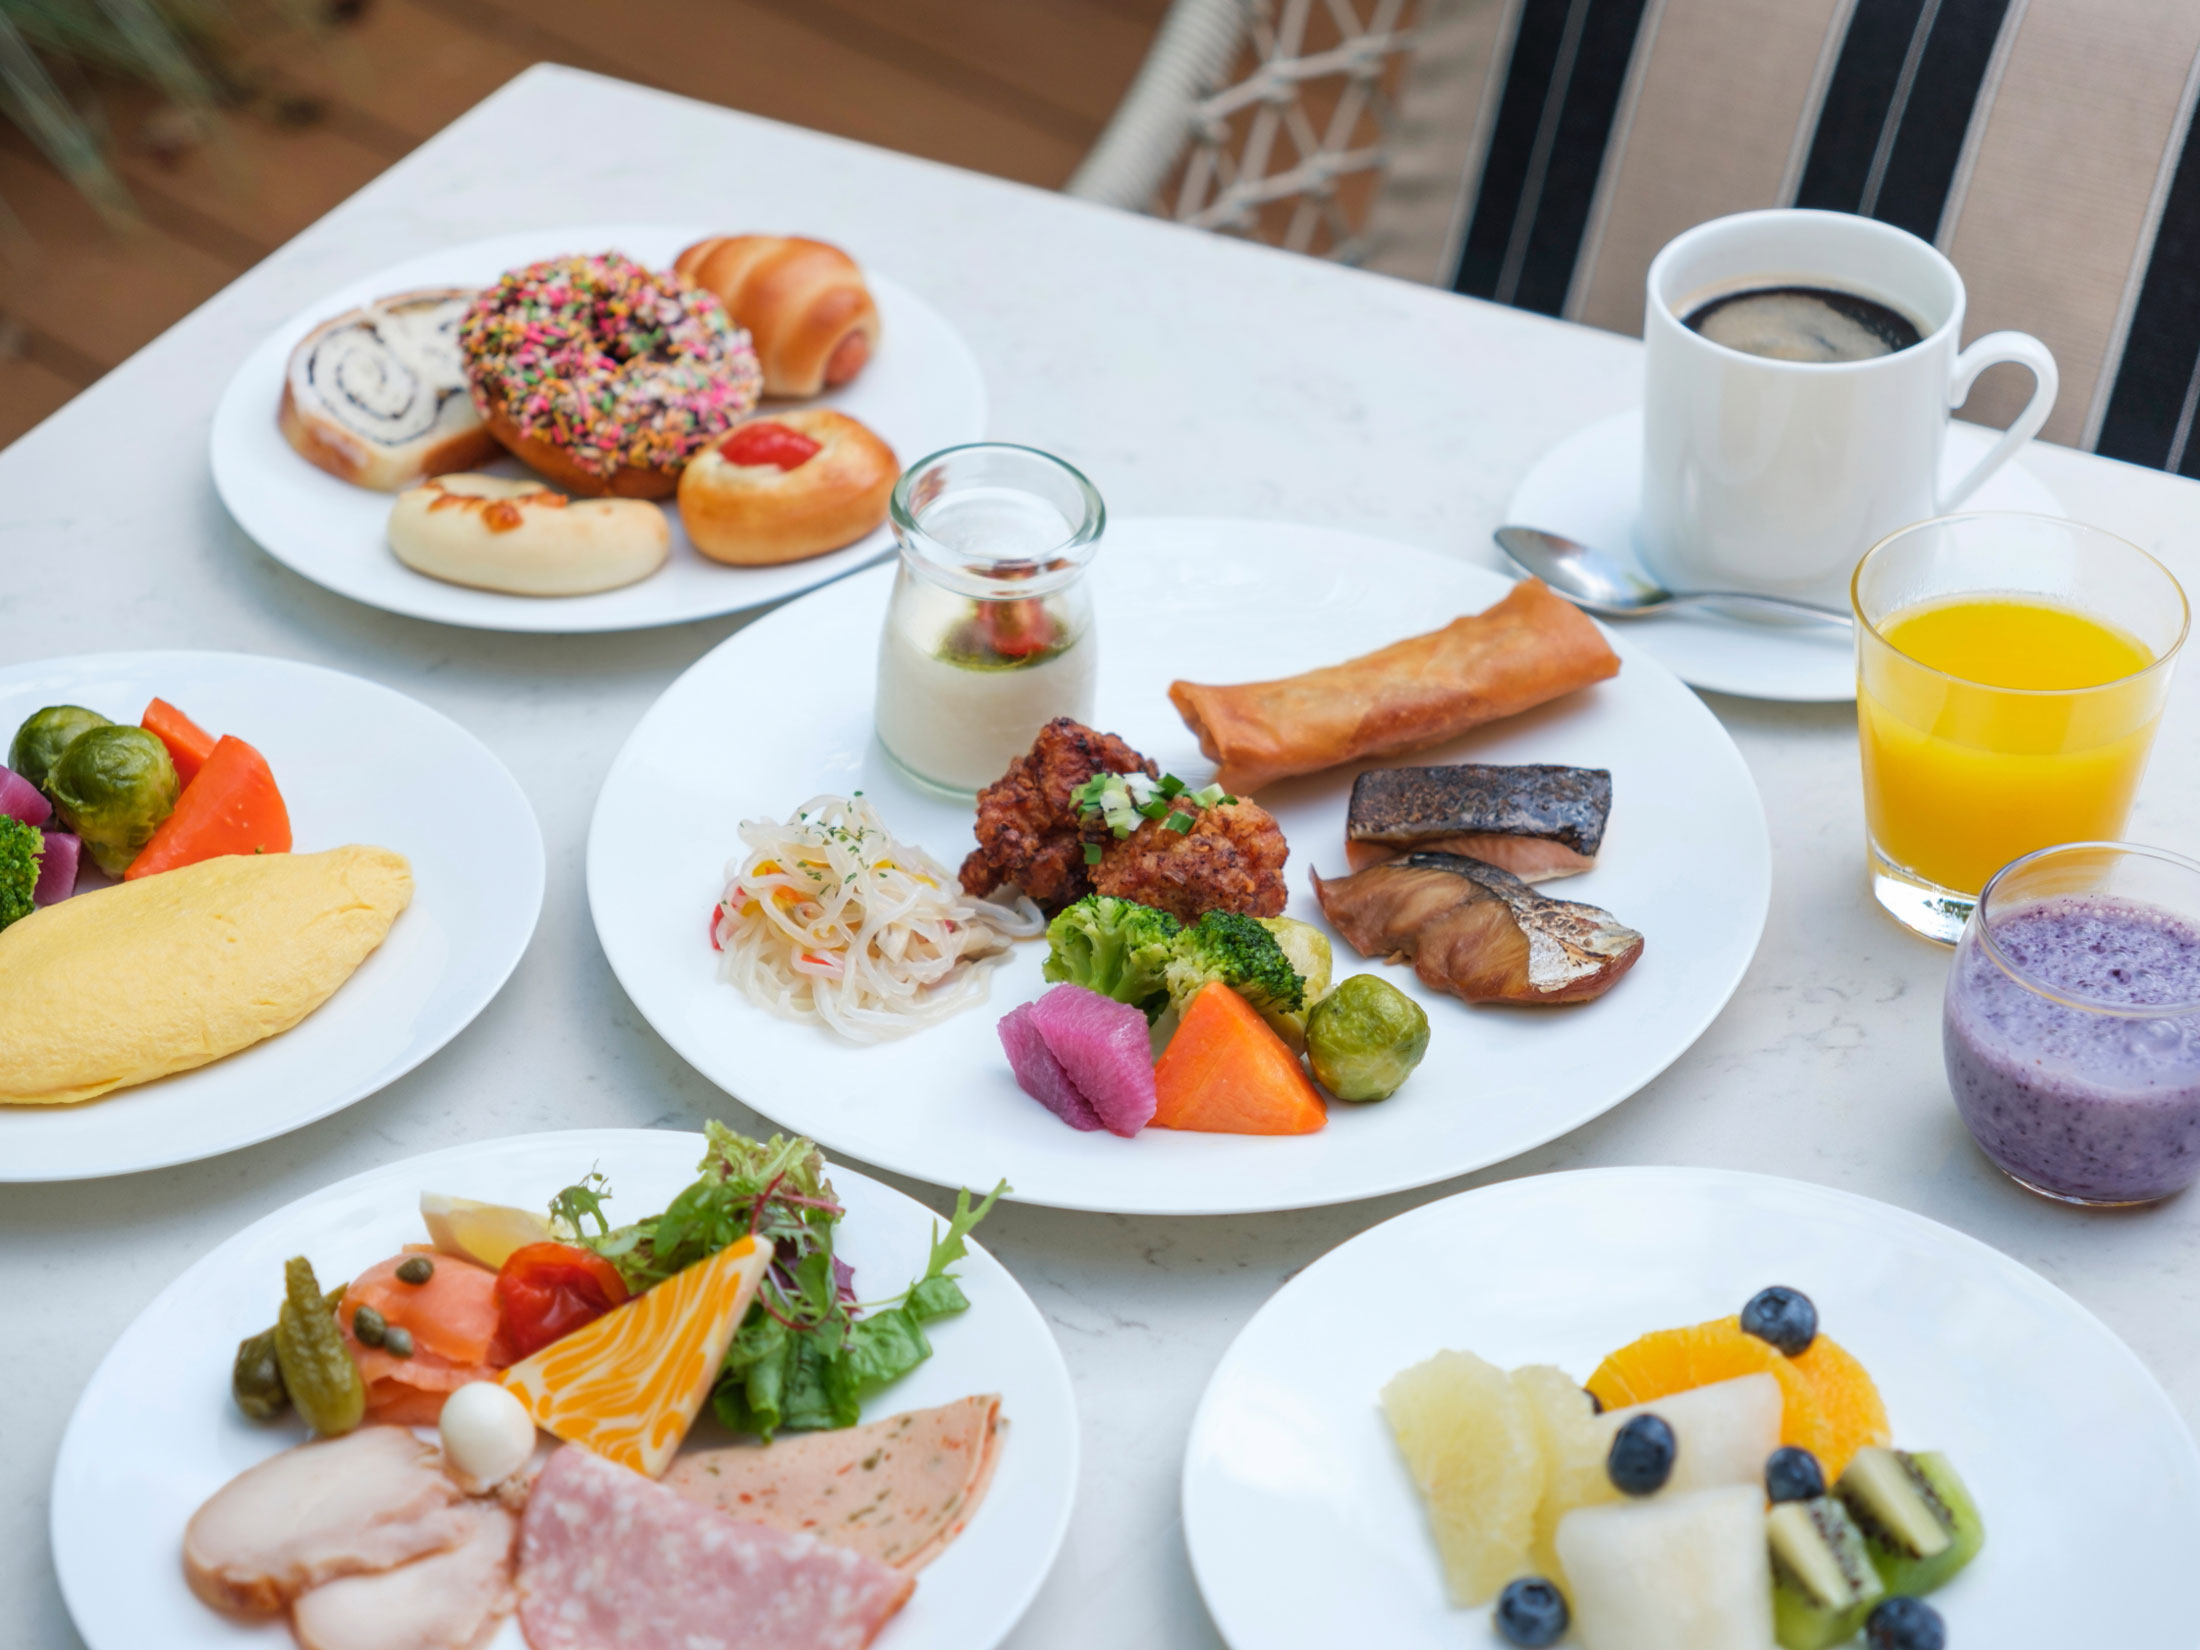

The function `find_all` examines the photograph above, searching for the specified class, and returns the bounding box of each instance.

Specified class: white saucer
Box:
[1503,411,2066,701]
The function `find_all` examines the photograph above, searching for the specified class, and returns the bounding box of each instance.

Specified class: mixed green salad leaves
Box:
[551,1124,1002,1440]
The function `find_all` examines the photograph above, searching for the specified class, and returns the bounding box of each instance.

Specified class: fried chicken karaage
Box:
[962,718,1290,921]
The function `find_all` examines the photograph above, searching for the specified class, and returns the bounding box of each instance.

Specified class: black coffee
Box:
[1683,284,1923,363]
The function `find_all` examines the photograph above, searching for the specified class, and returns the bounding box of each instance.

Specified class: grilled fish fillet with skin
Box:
[0,845,412,1105]
[1313,852,1643,1004]
[1345,763,1612,879]
[290,1500,517,1650]
[183,1427,470,1615]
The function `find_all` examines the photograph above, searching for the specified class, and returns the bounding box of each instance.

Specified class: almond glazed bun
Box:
[677,408,897,566]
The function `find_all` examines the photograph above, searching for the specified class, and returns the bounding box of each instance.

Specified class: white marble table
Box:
[7,64,2200,1650]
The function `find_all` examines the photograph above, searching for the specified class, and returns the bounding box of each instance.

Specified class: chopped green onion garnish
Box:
[1084,842,1103,865]
[1163,811,1195,834]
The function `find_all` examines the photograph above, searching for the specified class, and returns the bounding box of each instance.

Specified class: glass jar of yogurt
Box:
[873,443,1104,795]
[1944,841,2200,1205]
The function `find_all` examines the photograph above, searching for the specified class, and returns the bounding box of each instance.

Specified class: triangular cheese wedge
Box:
[500,1234,773,1477]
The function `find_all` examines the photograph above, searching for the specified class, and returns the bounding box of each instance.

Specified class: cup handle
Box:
[1938,331,2058,512]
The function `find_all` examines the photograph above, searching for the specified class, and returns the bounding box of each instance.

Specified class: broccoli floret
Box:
[1042,895,1183,1018]
[0,817,41,932]
[1163,910,1307,1045]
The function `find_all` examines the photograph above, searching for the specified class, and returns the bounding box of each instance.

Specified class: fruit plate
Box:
[1181,1166,2200,1648]
[50,1128,1079,1650]
[0,651,543,1181]
[209,224,985,634]
[587,517,1771,1216]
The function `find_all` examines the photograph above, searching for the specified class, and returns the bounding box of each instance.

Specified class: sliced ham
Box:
[665,1395,1003,1571]
[183,1427,470,1615]
[518,1444,914,1650]
[291,1500,517,1650]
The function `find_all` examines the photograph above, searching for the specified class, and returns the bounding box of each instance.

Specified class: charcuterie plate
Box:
[51,1129,1077,1650]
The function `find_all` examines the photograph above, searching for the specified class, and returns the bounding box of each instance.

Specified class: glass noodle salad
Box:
[713,793,1043,1043]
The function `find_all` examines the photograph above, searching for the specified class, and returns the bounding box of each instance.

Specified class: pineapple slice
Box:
[1556,1485,1776,1650]
[1380,1349,1544,1605]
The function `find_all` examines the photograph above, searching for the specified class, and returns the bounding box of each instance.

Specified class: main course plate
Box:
[51,1129,1078,1650]
[210,224,986,634]
[587,518,1771,1215]
[1181,1165,2200,1647]
[0,651,543,1181]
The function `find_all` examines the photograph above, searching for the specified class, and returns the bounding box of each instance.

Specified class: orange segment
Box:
[1586,1317,1889,1479]
[501,1235,773,1478]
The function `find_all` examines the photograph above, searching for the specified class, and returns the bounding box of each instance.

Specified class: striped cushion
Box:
[1368,0,2200,473]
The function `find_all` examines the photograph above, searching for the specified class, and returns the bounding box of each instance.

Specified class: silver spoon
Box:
[1494,526,1853,625]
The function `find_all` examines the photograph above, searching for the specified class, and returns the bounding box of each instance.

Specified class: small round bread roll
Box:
[677,409,897,566]
[388,473,669,595]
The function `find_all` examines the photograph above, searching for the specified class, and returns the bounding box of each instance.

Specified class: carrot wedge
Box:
[126,734,292,879]
[1152,981,1327,1134]
[141,698,219,788]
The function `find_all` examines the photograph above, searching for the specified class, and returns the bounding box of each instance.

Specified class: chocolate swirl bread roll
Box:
[279,287,501,490]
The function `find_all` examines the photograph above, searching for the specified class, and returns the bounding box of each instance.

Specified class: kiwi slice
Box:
[1769,1497,1883,1650]
[1834,1448,1984,1596]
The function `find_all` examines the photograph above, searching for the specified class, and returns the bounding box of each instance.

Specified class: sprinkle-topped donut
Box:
[458,252,763,497]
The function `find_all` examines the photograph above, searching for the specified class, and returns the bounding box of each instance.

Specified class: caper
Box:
[351,1303,388,1347]
[395,1255,435,1285]
[273,1256,365,1437]
[382,1325,415,1358]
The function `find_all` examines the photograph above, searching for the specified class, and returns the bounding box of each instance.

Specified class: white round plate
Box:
[587,518,1771,1215]
[211,225,986,634]
[51,1129,1076,1650]
[0,652,542,1180]
[1182,1166,2200,1648]
[1504,410,2067,701]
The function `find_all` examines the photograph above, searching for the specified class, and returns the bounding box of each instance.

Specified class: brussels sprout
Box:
[1304,973,1431,1101]
[9,705,111,792]
[47,724,178,876]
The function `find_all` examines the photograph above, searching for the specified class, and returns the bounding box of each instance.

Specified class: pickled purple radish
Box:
[0,764,50,829]
[33,830,78,906]
[998,999,1103,1131]
[1027,984,1158,1136]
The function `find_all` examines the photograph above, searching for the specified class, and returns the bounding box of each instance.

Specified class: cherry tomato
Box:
[494,1242,630,1359]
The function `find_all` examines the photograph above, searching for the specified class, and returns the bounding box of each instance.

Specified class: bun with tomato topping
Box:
[677,409,898,566]
[672,235,881,396]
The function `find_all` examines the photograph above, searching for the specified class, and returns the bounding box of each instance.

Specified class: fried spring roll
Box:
[1166,579,1621,793]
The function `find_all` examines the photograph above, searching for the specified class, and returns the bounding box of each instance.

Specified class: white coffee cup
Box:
[1639,209,2056,611]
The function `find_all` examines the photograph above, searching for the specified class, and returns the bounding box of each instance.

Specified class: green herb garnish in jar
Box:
[938,596,1073,669]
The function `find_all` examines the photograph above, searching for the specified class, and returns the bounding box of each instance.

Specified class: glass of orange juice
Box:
[1853,513,2187,942]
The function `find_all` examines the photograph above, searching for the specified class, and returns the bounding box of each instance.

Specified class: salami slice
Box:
[517,1444,915,1650]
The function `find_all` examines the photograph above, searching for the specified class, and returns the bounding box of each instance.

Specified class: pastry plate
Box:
[1503,410,2067,702]
[210,225,986,634]
[50,1128,1077,1650]
[587,517,1771,1215]
[0,652,543,1180]
[1182,1165,2200,1647]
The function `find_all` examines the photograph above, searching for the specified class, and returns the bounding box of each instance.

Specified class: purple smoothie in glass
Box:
[1945,892,2200,1204]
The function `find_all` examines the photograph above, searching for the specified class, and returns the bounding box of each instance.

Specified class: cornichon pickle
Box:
[273,1257,364,1436]
[230,1286,343,1422]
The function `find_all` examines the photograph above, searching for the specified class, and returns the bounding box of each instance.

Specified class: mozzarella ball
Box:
[439,1380,536,1492]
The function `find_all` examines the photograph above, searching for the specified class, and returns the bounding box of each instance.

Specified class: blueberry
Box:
[1740,1286,1819,1356]
[1494,1577,1569,1647]
[1865,1595,1946,1650]
[1606,1412,1676,1496]
[1765,1445,1826,1503]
